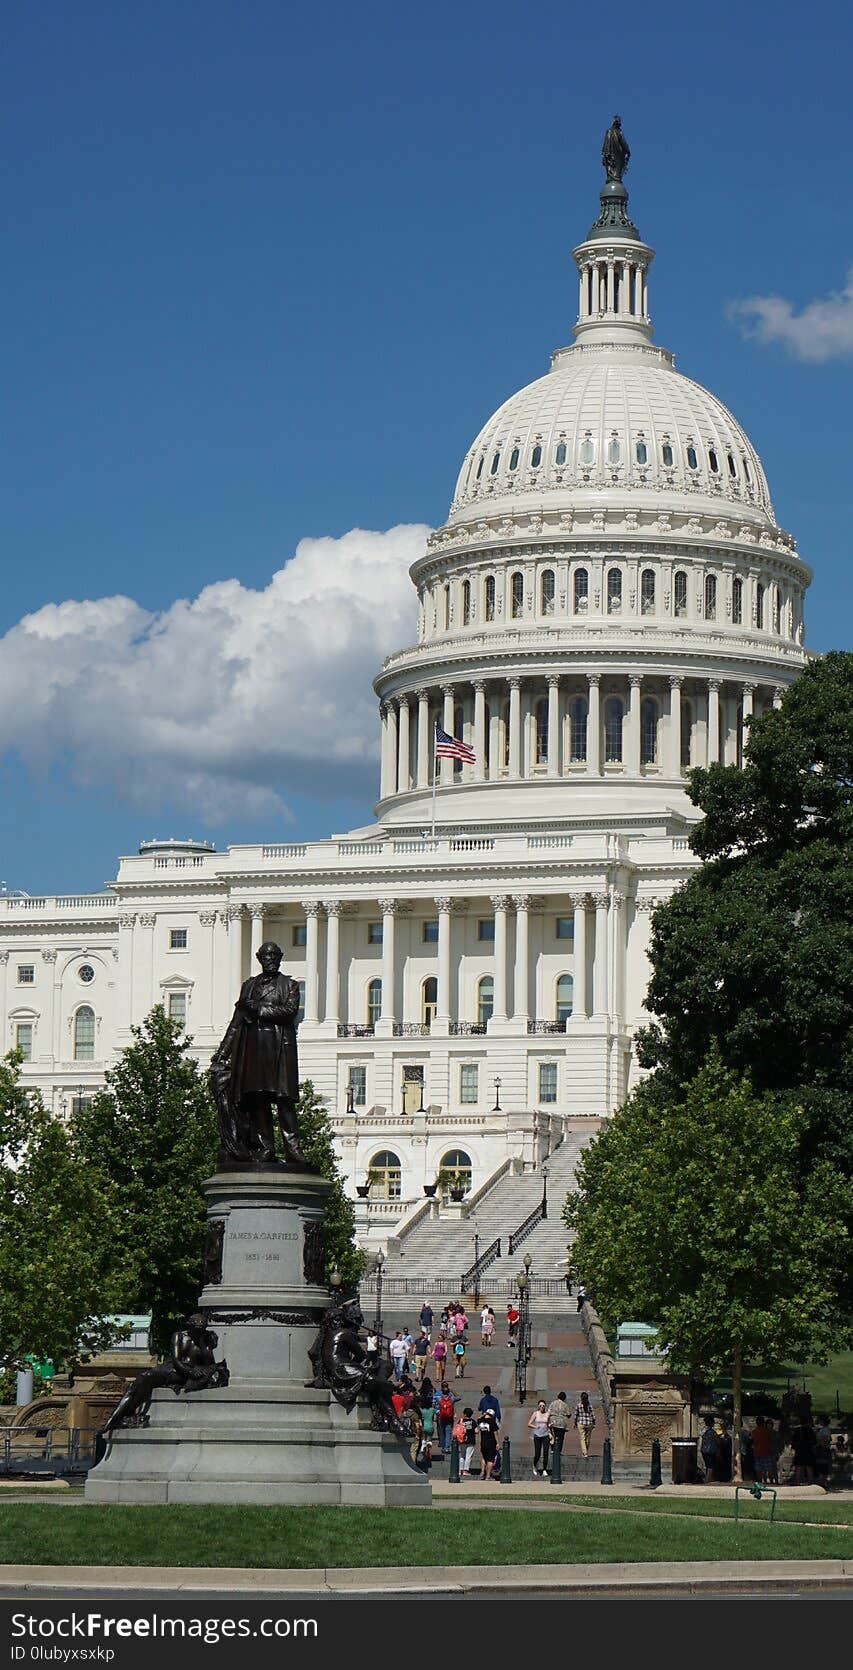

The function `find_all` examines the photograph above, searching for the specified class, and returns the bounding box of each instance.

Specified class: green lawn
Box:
[539,1493,853,1526]
[0,1503,850,1568]
[717,1351,853,1415]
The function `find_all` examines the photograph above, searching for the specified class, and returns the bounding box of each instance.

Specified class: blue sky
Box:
[2,0,851,893]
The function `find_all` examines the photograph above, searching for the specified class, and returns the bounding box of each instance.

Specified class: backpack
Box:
[439,1394,454,1419]
[452,1418,467,1443]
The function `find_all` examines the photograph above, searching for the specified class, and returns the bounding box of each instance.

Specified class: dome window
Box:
[531,443,543,468]
[573,568,589,614]
[443,585,450,631]
[635,440,648,466]
[674,571,688,618]
[742,457,752,484]
[535,697,549,765]
[733,577,743,625]
[727,452,738,479]
[540,569,555,616]
[607,568,623,614]
[704,574,717,620]
[476,455,485,481]
[604,696,624,764]
[607,437,622,465]
[773,587,781,633]
[484,575,495,622]
[511,571,524,619]
[462,580,471,625]
[708,448,720,473]
[640,697,659,767]
[555,441,567,466]
[756,582,765,629]
[686,444,698,470]
[641,569,656,615]
[509,446,520,471]
[490,451,500,476]
[661,442,674,468]
[579,436,595,466]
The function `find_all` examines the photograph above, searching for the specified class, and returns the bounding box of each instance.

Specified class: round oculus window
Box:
[78,965,95,984]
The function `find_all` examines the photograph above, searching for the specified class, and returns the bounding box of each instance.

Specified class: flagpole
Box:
[431,725,438,843]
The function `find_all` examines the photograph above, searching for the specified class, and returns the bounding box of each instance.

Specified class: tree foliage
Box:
[73,1007,217,1352]
[296,1080,366,1289]
[0,1053,125,1371]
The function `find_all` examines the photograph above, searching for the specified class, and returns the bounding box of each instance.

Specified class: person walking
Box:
[431,1333,448,1381]
[548,1391,570,1466]
[506,1303,520,1347]
[700,1414,720,1482]
[573,1390,596,1456]
[458,1407,477,1477]
[413,1329,430,1383]
[389,1331,407,1381]
[751,1414,773,1483]
[419,1301,434,1339]
[417,1379,435,1471]
[477,1404,500,1480]
[482,1310,495,1348]
[478,1385,502,1424]
[576,1283,587,1312]
[453,1337,466,1379]
[528,1400,551,1477]
[437,1383,458,1456]
[480,1304,491,1346]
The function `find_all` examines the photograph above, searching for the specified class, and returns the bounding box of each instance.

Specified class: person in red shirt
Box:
[506,1304,520,1346]
[751,1414,773,1481]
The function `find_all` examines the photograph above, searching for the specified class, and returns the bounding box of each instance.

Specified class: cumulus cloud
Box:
[730,270,853,362]
[0,525,428,821]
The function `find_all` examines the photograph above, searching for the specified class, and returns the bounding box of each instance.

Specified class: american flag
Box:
[435,724,476,765]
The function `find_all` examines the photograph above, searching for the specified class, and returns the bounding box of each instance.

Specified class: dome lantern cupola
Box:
[572,116,655,347]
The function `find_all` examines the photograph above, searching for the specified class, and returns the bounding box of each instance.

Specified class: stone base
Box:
[85,1383,430,1506]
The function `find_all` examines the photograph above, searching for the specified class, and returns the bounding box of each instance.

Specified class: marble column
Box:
[773,686,784,709]
[118,913,136,1028]
[508,678,522,777]
[397,698,411,794]
[490,895,509,1022]
[668,677,682,776]
[416,689,430,790]
[547,677,560,777]
[379,703,390,798]
[628,675,642,776]
[742,682,755,726]
[592,893,609,1017]
[489,695,501,779]
[0,952,7,1055]
[588,674,602,775]
[378,898,397,1026]
[441,686,455,785]
[386,702,399,795]
[227,906,245,994]
[249,904,266,963]
[39,949,57,1066]
[473,681,487,781]
[611,891,626,1023]
[198,910,218,1029]
[513,894,530,1023]
[707,679,721,764]
[435,896,452,1028]
[572,895,588,1019]
[324,902,341,1027]
[302,902,321,1024]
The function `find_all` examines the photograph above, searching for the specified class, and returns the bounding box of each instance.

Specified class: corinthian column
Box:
[434,896,452,1032]
[441,686,455,785]
[592,893,609,1017]
[416,689,430,789]
[227,906,245,994]
[473,681,487,781]
[324,902,341,1027]
[302,902,321,1024]
[508,678,522,777]
[490,896,509,1023]
[249,904,266,963]
[669,677,683,776]
[512,895,530,1023]
[628,675,642,776]
[707,680,721,765]
[572,895,588,1020]
[588,675,602,775]
[378,898,398,1030]
[397,698,411,794]
[547,678,560,777]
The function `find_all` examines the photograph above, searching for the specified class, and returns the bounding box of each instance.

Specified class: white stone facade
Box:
[0,159,809,1232]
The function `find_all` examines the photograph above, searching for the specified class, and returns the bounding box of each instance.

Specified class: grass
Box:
[715,1351,853,1416]
[0,1503,850,1568]
[518,1493,853,1526]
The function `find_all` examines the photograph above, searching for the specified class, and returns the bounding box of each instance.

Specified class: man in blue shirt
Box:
[478,1384,502,1424]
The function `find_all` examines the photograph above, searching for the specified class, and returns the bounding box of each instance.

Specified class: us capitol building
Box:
[1,131,809,1231]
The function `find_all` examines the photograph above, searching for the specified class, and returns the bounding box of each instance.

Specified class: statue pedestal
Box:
[85,1168,430,1506]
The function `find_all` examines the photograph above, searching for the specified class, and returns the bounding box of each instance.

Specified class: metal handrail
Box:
[508,1199,546,1254]
[460,1236,501,1291]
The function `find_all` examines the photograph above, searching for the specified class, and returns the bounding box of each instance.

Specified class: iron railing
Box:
[359,1274,567,1299]
[508,1198,546,1254]
[460,1236,502,1292]
[448,1021,487,1036]
[392,1022,431,1036]
[337,1023,375,1038]
[0,1425,102,1475]
[527,1020,565,1034]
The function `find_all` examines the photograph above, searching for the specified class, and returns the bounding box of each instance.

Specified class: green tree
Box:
[73,1007,217,1353]
[0,1053,125,1372]
[565,1050,850,1480]
[637,652,853,1182]
[296,1080,366,1289]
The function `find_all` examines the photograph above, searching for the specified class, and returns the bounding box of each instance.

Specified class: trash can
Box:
[671,1438,698,1484]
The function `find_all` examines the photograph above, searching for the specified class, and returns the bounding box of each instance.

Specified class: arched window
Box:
[607,568,622,614]
[674,571,688,617]
[540,569,555,615]
[369,1150,401,1201]
[531,442,542,468]
[773,587,781,633]
[484,575,495,621]
[509,446,520,471]
[756,582,765,629]
[477,975,494,1027]
[604,696,624,763]
[511,571,524,618]
[704,574,717,619]
[490,450,500,475]
[708,447,719,474]
[573,568,589,614]
[569,696,588,763]
[680,699,693,769]
[742,456,751,485]
[733,577,743,625]
[422,976,437,1029]
[475,454,485,481]
[439,1149,472,1198]
[578,435,595,466]
[661,442,674,467]
[641,569,656,615]
[73,1005,95,1061]
[555,440,567,466]
[686,444,698,470]
[635,439,648,465]
[367,979,382,1027]
[535,697,549,765]
[556,974,573,1025]
[443,584,450,630]
[727,452,737,479]
[606,436,621,465]
[640,697,659,766]
[462,580,471,625]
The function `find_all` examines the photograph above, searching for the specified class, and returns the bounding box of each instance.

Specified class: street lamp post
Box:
[515,1269,528,1404]
[492,1076,502,1112]
[373,1248,385,1339]
[541,1160,549,1221]
[472,1221,481,1312]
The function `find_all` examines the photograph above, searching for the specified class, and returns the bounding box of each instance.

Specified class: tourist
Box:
[814,1416,833,1490]
[477,1403,500,1480]
[417,1378,435,1470]
[700,1413,719,1481]
[457,1308,469,1336]
[431,1332,448,1380]
[792,1418,816,1485]
[390,1330,407,1381]
[458,1407,477,1477]
[480,1304,491,1345]
[765,1417,781,1484]
[716,1418,733,1483]
[506,1303,520,1346]
[440,1306,450,1332]
[548,1391,570,1465]
[437,1382,458,1455]
[751,1414,773,1482]
[478,1384,502,1424]
[482,1309,495,1348]
[419,1301,434,1339]
[576,1283,587,1312]
[528,1400,551,1477]
[413,1329,430,1382]
[573,1390,596,1456]
[453,1337,466,1379]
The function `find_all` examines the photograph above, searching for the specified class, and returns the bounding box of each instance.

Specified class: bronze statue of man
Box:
[602,114,630,182]
[210,940,307,1166]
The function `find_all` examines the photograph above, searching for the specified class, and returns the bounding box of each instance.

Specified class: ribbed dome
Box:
[450,342,775,527]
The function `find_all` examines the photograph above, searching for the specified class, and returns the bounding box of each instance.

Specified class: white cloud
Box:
[0,525,429,822]
[730,270,853,363]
